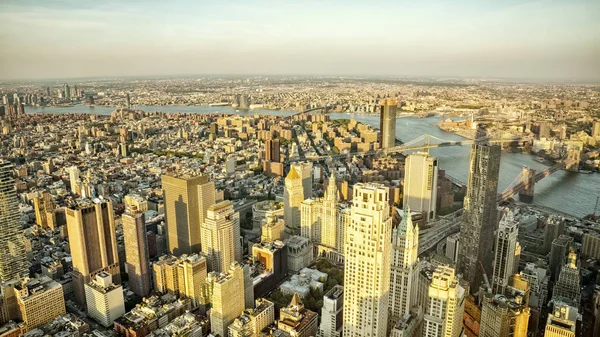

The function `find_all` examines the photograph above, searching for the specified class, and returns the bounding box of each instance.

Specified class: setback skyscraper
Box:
[0,161,28,283]
[457,125,501,294]
[491,209,520,295]
[200,200,242,273]
[283,167,304,237]
[403,151,438,222]
[343,183,392,337]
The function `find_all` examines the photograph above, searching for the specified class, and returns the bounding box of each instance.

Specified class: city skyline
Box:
[1,0,599,81]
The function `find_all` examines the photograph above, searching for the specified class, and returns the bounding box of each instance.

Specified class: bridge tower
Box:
[565,149,580,171]
[518,167,536,203]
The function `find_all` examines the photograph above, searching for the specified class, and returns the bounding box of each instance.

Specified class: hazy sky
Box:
[1,0,599,81]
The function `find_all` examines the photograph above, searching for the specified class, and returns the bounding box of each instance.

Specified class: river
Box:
[26,105,599,217]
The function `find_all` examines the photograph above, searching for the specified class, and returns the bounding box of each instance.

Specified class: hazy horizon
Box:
[1,0,599,81]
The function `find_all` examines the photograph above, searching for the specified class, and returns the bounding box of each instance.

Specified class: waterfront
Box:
[25,105,599,217]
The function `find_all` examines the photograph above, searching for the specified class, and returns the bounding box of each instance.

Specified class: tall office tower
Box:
[379,98,397,149]
[544,302,578,337]
[67,166,80,194]
[14,276,66,331]
[403,152,438,222]
[300,173,339,252]
[0,162,28,283]
[457,125,501,294]
[63,84,70,100]
[319,285,344,337]
[291,162,313,199]
[284,167,304,237]
[552,251,581,308]
[423,265,466,337]
[389,207,419,326]
[66,199,120,307]
[543,215,565,253]
[162,174,215,255]
[278,294,319,337]
[343,183,392,337]
[152,254,208,308]
[549,235,573,282]
[479,275,530,337]
[521,262,549,311]
[126,93,131,109]
[85,272,125,328]
[201,200,242,273]
[491,210,519,294]
[265,139,280,162]
[209,262,245,337]
[123,206,151,297]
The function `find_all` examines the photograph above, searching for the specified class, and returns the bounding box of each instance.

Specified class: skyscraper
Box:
[550,235,573,282]
[66,199,120,307]
[389,207,419,327]
[162,174,215,255]
[209,262,246,337]
[544,302,578,337]
[343,183,392,337]
[284,167,304,237]
[200,200,242,273]
[403,152,438,222]
[479,274,530,337]
[85,272,125,328]
[278,294,319,337]
[68,166,81,194]
[379,99,397,149]
[319,285,344,337]
[457,125,501,294]
[491,209,519,295]
[0,161,28,283]
[291,162,313,199]
[552,251,581,308]
[300,173,339,254]
[423,265,466,337]
[152,254,208,308]
[123,205,151,297]
[63,84,70,100]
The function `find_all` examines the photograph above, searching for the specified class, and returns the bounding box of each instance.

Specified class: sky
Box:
[1,0,599,81]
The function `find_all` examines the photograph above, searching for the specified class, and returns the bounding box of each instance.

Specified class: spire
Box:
[399,205,413,233]
[325,172,338,201]
[286,166,300,180]
[290,293,302,307]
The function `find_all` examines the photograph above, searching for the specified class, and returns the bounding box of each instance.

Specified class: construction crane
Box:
[479,261,491,294]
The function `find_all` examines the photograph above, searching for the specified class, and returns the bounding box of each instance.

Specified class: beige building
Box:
[544,302,578,337]
[284,167,305,237]
[479,275,530,337]
[162,174,215,255]
[403,152,438,222]
[123,205,151,297]
[152,253,208,308]
[209,262,246,337]
[201,200,242,273]
[343,183,392,337]
[66,198,120,307]
[389,207,419,327]
[228,298,275,337]
[582,231,600,260]
[124,194,149,213]
[261,214,285,242]
[423,265,465,337]
[33,191,54,229]
[14,276,65,331]
[85,272,125,328]
[291,161,313,201]
[278,294,318,337]
[300,174,340,258]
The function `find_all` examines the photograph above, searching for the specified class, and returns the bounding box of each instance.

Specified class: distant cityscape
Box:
[0,74,599,337]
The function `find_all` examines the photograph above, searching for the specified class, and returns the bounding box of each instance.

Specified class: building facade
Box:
[123,206,151,297]
[403,152,438,222]
[343,183,392,337]
[84,272,125,328]
[284,167,305,237]
[423,265,465,337]
[457,126,501,294]
[379,99,397,149]
[319,285,343,337]
[491,209,519,295]
[201,200,242,273]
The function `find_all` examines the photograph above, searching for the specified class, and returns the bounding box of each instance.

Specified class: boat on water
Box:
[534,157,546,163]
[578,170,593,174]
